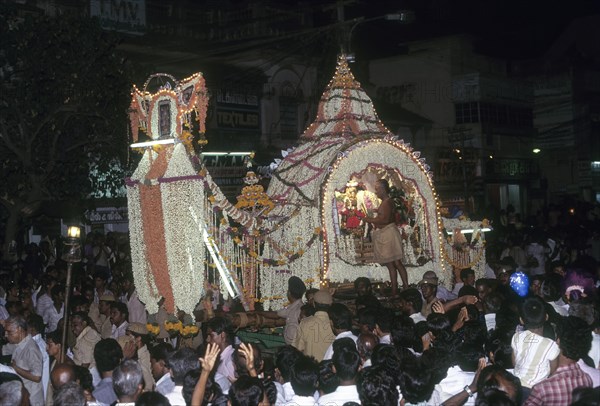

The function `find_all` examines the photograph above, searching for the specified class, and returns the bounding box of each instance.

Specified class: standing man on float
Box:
[364,179,408,296]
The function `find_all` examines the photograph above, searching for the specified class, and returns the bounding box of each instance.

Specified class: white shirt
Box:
[35,293,53,319]
[410,312,426,324]
[43,303,64,333]
[216,345,235,381]
[589,331,600,368]
[32,333,49,403]
[155,373,175,396]
[111,321,129,339]
[120,290,147,324]
[578,359,600,388]
[380,334,391,345]
[165,385,186,406]
[275,381,295,405]
[285,394,316,405]
[318,385,360,405]
[430,365,476,406]
[485,313,496,331]
[323,331,358,360]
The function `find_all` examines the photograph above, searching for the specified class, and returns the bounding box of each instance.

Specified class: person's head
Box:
[476,365,522,405]
[4,315,27,344]
[328,303,353,333]
[354,277,372,297]
[121,274,135,295]
[5,300,22,317]
[399,359,435,404]
[519,296,547,329]
[229,376,264,406]
[460,268,476,286]
[399,288,423,315]
[70,295,90,314]
[50,363,76,390]
[0,379,26,406]
[374,309,394,335]
[166,347,199,386]
[26,313,44,337]
[46,330,64,358]
[485,329,514,369]
[94,338,123,373]
[332,344,361,382]
[289,355,318,396]
[51,284,64,304]
[93,270,109,290]
[571,387,600,406]
[356,332,378,362]
[456,344,484,372]
[73,365,94,395]
[98,294,116,315]
[529,275,544,297]
[374,179,390,198]
[461,320,487,349]
[113,360,144,402]
[317,360,339,395]
[475,388,516,406]
[357,365,399,406]
[476,279,492,301]
[419,276,438,300]
[568,298,597,326]
[556,316,592,361]
[53,381,86,406]
[135,391,171,406]
[305,288,319,306]
[233,343,263,378]
[71,312,91,337]
[274,345,302,383]
[110,301,129,326]
[287,276,306,301]
[206,316,234,349]
[540,274,563,302]
[483,292,503,314]
[357,307,377,334]
[126,322,151,348]
[149,342,173,381]
[313,289,333,312]
[390,315,416,351]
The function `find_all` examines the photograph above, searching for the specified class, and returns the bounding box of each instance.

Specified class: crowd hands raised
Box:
[0,200,598,406]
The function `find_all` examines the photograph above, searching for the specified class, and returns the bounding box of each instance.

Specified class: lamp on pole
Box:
[60,225,81,363]
[344,10,415,62]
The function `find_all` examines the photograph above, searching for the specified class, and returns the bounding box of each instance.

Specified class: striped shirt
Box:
[512,330,560,388]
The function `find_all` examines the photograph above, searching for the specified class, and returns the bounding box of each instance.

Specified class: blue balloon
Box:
[510,271,529,297]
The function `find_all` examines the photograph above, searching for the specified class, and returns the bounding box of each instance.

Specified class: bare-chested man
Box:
[364,179,408,296]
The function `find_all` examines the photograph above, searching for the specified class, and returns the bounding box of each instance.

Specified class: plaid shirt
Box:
[525,363,592,406]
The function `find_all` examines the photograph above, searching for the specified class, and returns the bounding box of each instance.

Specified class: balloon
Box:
[510,271,529,297]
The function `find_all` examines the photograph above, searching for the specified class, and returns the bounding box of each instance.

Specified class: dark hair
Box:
[233,343,263,377]
[70,295,89,310]
[357,366,399,406]
[318,360,339,394]
[461,320,487,349]
[274,345,302,382]
[370,344,402,386]
[357,307,377,332]
[484,292,503,313]
[290,355,319,396]
[328,303,353,331]
[375,309,394,333]
[46,329,63,345]
[475,388,516,406]
[110,302,129,322]
[94,339,123,372]
[73,365,94,393]
[458,285,478,298]
[485,329,514,369]
[332,345,361,381]
[399,359,435,404]
[520,296,546,329]
[149,342,173,363]
[229,376,264,406]
[135,391,171,406]
[571,387,600,406]
[287,276,306,300]
[206,316,234,345]
[460,268,475,281]
[300,304,315,318]
[377,179,390,194]
[354,277,371,291]
[456,344,484,372]
[182,370,200,405]
[71,311,93,328]
[477,365,522,405]
[556,316,593,360]
[400,288,423,312]
[166,347,199,385]
[27,313,45,335]
[53,381,86,406]
[540,274,562,302]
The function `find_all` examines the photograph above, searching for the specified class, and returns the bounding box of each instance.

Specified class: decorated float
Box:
[125,56,490,320]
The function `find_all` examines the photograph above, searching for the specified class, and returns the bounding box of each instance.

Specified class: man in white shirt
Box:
[374,309,394,345]
[42,285,64,334]
[284,356,318,405]
[207,316,236,393]
[110,302,129,339]
[120,275,147,325]
[318,345,361,405]
[27,314,49,404]
[399,288,426,324]
[150,343,175,395]
[323,303,358,360]
[164,347,199,406]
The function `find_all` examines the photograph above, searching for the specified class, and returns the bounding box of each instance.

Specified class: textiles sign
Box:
[90,0,146,35]
[215,88,260,131]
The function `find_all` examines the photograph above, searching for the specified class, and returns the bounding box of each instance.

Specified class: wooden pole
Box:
[60,260,73,364]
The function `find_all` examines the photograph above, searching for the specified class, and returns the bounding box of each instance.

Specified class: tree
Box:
[0,5,133,260]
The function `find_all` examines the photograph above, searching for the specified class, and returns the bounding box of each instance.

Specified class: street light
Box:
[60,225,81,363]
[345,10,415,62]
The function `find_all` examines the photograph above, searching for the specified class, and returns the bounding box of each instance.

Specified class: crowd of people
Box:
[0,201,598,405]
